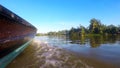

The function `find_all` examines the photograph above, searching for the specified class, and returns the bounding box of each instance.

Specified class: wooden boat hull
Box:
[0,5,37,58]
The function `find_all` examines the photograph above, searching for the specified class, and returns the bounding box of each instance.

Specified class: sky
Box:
[0,0,120,33]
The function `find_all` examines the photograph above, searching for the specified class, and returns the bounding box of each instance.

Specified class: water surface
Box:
[7,35,120,68]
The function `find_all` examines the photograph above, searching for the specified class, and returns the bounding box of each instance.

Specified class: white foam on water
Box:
[31,40,94,68]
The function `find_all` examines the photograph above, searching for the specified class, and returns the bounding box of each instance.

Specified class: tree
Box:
[106,25,118,34]
[100,24,107,34]
[80,25,85,36]
[117,25,120,33]
[89,18,101,34]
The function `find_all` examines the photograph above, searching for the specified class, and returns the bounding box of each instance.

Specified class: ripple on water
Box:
[7,40,93,68]
[33,40,93,68]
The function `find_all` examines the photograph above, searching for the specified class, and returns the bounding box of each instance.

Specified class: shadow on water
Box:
[6,41,40,68]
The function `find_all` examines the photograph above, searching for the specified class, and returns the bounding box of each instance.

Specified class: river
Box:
[7,35,120,68]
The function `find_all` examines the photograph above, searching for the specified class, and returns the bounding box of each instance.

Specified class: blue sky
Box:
[0,0,120,33]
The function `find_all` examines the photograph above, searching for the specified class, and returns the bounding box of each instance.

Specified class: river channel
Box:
[7,35,120,68]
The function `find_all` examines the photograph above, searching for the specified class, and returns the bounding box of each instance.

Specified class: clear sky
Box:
[0,0,120,33]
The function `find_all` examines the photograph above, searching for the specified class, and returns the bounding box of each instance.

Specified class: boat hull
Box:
[0,5,37,58]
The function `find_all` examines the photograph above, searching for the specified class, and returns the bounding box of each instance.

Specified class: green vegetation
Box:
[47,30,69,36]
[69,18,120,38]
[46,18,120,38]
[36,33,47,36]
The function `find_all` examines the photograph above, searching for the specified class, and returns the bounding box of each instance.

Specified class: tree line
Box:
[47,30,69,36]
[45,18,120,37]
[69,18,120,37]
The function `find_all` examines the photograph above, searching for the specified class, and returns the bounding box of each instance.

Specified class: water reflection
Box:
[69,35,120,48]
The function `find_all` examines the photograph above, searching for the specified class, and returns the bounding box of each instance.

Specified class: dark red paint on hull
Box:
[0,5,37,58]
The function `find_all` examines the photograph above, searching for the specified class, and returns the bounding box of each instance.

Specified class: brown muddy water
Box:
[7,36,120,68]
